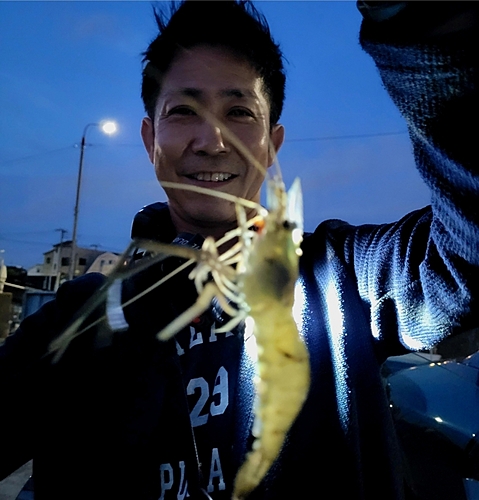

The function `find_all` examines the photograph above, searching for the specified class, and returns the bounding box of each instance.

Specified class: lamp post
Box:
[68,121,117,280]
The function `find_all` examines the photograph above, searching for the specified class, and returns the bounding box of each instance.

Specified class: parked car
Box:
[383,351,479,500]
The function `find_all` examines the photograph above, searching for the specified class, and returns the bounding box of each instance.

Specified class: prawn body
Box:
[233,177,310,500]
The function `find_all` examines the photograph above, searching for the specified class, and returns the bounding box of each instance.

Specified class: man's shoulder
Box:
[131,202,176,242]
[56,272,106,307]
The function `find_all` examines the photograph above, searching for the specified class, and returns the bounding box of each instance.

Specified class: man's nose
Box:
[191,121,229,156]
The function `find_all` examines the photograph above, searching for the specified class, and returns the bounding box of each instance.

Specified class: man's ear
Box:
[141,117,155,164]
[268,123,285,166]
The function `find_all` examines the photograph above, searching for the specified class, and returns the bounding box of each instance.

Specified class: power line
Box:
[83,130,410,146]
[0,237,56,246]
[285,130,408,143]
[0,230,64,236]
[0,130,409,166]
[0,145,76,167]
[0,236,123,256]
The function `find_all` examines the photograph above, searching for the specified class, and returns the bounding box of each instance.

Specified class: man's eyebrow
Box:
[164,87,257,100]
[219,88,257,99]
[180,87,201,98]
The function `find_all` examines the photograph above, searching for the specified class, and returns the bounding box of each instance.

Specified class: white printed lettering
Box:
[187,377,209,427]
[176,340,185,356]
[210,366,228,416]
[177,461,190,500]
[209,324,217,343]
[189,326,203,348]
[207,448,226,493]
[159,463,174,500]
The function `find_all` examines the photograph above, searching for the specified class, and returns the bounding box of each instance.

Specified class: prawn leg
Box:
[47,211,257,361]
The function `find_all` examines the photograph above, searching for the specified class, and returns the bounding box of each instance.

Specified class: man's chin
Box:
[191,210,238,229]
[169,201,239,237]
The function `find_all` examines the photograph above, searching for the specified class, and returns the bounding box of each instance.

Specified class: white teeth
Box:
[191,172,232,182]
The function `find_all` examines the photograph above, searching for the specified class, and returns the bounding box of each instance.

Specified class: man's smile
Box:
[185,172,237,182]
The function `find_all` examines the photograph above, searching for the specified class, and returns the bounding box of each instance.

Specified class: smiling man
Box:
[140,44,284,240]
[1,1,478,500]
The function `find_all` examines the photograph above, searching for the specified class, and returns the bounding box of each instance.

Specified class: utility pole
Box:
[68,120,117,280]
[54,228,67,291]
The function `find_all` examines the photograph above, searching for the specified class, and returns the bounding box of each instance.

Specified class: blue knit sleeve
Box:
[350,11,479,350]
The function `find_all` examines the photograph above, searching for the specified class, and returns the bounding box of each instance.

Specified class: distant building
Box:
[27,241,105,291]
[86,252,121,276]
[26,264,53,291]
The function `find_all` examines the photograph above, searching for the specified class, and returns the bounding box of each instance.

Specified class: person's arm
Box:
[349,2,479,350]
[0,273,106,479]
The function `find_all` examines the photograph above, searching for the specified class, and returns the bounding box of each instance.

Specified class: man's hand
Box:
[357,2,407,23]
[357,1,478,41]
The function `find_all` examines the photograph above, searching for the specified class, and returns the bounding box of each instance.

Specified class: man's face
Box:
[141,45,284,237]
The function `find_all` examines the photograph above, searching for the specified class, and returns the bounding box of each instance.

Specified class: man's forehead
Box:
[158,45,267,96]
[161,87,260,100]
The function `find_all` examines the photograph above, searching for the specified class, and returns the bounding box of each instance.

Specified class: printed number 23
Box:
[187,366,229,427]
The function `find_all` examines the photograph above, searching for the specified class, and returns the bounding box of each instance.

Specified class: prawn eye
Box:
[253,219,265,233]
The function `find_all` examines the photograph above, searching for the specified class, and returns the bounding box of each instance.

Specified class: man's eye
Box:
[228,108,253,118]
[168,107,196,116]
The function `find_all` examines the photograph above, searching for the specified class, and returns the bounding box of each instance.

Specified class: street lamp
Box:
[68,120,117,280]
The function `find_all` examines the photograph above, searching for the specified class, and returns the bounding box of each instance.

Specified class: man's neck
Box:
[170,213,239,253]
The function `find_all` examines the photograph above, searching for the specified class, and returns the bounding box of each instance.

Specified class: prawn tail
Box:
[233,318,310,500]
[233,453,270,500]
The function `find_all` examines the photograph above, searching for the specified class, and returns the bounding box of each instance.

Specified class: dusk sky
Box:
[0,1,431,270]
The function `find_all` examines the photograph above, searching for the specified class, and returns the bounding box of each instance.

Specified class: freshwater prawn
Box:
[47,105,310,500]
[230,173,310,500]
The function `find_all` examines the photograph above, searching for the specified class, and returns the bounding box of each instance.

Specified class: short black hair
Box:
[141,0,286,125]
